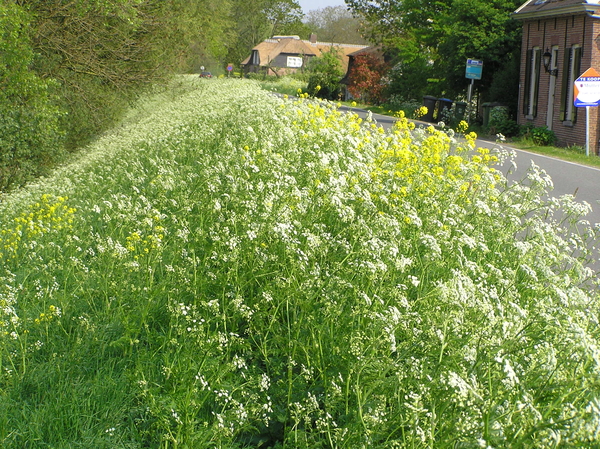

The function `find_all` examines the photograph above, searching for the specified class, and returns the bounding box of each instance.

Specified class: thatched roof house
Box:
[242,35,368,76]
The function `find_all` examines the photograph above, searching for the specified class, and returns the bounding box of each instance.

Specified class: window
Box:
[287,56,303,68]
[523,48,541,118]
[560,45,581,123]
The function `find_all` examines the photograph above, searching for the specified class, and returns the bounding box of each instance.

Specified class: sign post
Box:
[465,59,483,123]
[227,64,233,77]
[574,67,600,156]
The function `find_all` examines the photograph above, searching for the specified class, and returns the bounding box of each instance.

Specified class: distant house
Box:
[514,0,600,152]
[241,34,369,76]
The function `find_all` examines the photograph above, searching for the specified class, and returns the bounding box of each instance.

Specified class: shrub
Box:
[531,126,556,146]
[385,96,421,118]
[346,53,389,104]
[306,49,343,100]
[488,106,519,137]
[0,3,65,192]
[521,125,556,146]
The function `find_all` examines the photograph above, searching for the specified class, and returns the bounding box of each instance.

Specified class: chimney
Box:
[310,33,317,44]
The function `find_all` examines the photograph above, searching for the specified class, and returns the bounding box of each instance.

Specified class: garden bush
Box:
[306,49,343,100]
[0,77,598,448]
[520,124,557,146]
[487,106,519,137]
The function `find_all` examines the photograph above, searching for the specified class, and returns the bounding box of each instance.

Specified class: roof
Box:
[514,0,600,19]
[347,46,385,59]
[241,37,369,72]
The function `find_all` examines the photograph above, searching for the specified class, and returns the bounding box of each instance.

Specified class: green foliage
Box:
[566,144,586,155]
[0,0,312,193]
[385,41,442,102]
[0,78,599,447]
[306,49,344,100]
[488,105,519,137]
[0,3,65,191]
[521,125,557,146]
[347,0,523,101]
[486,48,521,116]
[257,75,307,95]
[26,0,234,150]
[384,97,422,117]
[435,0,523,98]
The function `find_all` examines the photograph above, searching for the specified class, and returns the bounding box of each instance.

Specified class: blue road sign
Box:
[466,59,483,80]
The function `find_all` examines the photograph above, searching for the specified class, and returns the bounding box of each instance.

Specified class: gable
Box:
[514,0,600,19]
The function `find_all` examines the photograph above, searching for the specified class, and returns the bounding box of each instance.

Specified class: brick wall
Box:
[518,14,600,154]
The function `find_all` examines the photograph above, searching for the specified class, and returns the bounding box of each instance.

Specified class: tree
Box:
[304,6,369,44]
[346,0,523,105]
[23,0,232,147]
[226,0,308,68]
[346,53,389,104]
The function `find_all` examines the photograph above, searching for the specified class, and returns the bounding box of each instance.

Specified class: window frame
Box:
[523,47,541,119]
[559,44,582,124]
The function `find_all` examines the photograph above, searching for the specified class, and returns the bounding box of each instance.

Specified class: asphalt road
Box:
[342,106,600,226]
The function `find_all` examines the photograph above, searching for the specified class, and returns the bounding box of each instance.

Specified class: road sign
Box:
[573,67,600,156]
[227,64,233,72]
[465,59,483,80]
[574,67,600,107]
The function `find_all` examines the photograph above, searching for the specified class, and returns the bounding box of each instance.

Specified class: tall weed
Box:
[0,76,598,448]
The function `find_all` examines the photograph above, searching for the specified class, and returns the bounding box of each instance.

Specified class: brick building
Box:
[514,0,600,153]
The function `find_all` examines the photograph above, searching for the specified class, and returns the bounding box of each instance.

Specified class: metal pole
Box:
[467,79,474,124]
[586,106,590,157]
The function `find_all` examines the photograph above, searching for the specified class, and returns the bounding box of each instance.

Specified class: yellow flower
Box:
[456,120,468,133]
[414,106,428,118]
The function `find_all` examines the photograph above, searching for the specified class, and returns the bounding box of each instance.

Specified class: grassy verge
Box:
[503,139,600,167]
[256,75,308,97]
[0,77,599,448]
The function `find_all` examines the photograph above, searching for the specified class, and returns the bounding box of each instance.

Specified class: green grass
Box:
[256,75,308,97]
[504,139,600,167]
[0,76,599,448]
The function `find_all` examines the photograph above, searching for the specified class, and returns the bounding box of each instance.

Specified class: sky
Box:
[297,0,346,15]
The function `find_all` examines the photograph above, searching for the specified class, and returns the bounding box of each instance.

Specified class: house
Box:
[241,34,368,76]
[514,0,600,153]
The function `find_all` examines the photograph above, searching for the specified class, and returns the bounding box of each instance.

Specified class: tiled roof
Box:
[514,0,600,18]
